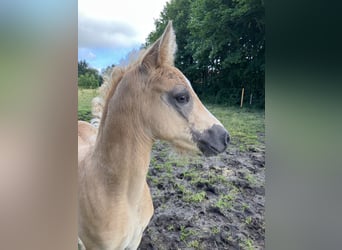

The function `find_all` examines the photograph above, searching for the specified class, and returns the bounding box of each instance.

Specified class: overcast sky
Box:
[78,0,169,71]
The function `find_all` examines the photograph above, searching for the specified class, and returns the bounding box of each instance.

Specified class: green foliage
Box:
[146,0,264,108]
[78,72,99,89]
[78,60,103,88]
[78,110,92,122]
[78,60,89,76]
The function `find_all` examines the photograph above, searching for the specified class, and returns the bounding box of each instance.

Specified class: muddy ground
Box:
[138,135,265,250]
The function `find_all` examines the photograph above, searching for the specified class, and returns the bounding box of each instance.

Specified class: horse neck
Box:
[92,98,153,201]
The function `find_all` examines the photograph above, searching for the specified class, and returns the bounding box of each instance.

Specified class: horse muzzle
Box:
[193,124,229,157]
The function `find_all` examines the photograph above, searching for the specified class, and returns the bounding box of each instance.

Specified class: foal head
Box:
[110,22,229,156]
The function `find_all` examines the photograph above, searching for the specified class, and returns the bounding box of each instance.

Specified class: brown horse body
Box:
[78,22,229,250]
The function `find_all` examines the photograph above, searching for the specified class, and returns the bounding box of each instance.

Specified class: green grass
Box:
[205,105,264,151]
[180,225,197,242]
[174,182,206,203]
[245,216,253,225]
[245,171,257,186]
[167,224,175,231]
[184,191,206,203]
[211,226,220,234]
[240,237,255,250]
[187,240,200,249]
[78,88,98,121]
[215,186,239,210]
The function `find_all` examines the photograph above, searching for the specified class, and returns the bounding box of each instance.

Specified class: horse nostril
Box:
[222,132,228,146]
[225,133,230,145]
[195,125,229,156]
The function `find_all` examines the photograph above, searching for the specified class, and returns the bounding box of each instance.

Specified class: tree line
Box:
[78,60,103,88]
[78,0,264,108]
[145,0,264,108]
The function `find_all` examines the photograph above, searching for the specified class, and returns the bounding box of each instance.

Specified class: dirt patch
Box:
[138,136,265,250]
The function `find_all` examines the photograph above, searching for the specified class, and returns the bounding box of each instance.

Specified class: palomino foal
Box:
[78,22,229,250]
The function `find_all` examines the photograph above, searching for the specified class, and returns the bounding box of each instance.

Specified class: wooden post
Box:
[250,93,253,105]
[240,87,245,108]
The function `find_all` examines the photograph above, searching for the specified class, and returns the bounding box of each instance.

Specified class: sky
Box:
[78,0,169,72]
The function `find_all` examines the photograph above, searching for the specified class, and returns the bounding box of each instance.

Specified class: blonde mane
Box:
[90,49,146,128]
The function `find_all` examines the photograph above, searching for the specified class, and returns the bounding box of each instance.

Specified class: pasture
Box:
[78,88,98,122]
[78,88,265,249]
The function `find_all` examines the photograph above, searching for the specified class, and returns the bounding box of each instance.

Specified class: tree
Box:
[78,60,103,88]
[78,72,99,89]
[188,0,264,107]
[78,60,89,76]
[145,0,195,80]
[145,0,265,108]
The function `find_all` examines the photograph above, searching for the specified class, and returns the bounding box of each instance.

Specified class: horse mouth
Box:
[192,125,229,157]
[197,140,223,157]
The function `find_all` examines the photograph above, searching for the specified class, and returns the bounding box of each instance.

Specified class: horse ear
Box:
[140,21,177,70]
[158,21,177,65]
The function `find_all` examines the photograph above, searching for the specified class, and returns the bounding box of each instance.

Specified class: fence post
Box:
[240,87,245,108]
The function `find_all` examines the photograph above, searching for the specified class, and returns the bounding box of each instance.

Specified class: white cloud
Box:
[78,0,170,69]
[87,51,96,60]
[78,15,139,49]
[78,48,97,61]
[78,0,169,49]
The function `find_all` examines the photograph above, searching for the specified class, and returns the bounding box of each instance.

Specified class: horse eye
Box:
[175,94,189,104]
